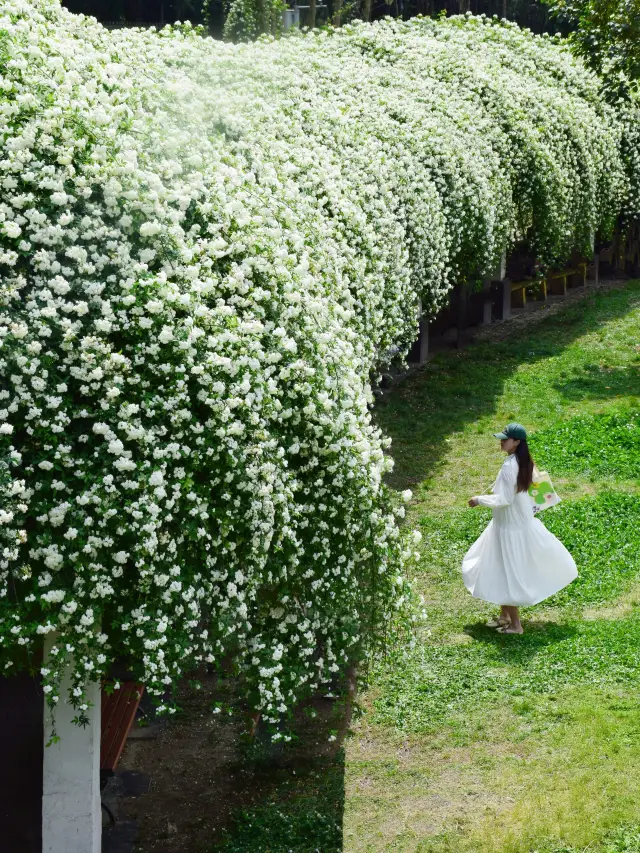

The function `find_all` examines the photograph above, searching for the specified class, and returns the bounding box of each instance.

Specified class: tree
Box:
[545,0,640,98]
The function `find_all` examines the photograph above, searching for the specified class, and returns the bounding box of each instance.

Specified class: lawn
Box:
[344,280,640,853]
[124,282,640,853]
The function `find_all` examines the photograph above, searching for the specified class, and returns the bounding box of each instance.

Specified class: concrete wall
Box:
[42,643,101,853]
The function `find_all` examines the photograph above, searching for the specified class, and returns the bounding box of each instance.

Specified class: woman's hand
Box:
[468,497,479,507]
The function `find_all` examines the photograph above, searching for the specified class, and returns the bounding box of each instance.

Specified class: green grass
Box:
[345,281,640,852]
[371,616,640,732]
[530,409,640,481]
[215,282,640,853]
[215,756,344,853]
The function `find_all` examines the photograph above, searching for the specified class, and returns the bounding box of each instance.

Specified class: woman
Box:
[462,423,577,634]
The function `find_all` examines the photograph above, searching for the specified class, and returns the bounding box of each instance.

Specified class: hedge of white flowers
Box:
[0,1,633,726]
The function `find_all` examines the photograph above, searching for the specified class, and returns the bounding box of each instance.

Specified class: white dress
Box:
[462,453,578,606]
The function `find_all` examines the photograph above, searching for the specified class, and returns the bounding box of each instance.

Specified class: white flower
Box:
[0,1,628,728]
[401,489,412,503]
[2,222,22,239]
[140,222,163,238]
[41,589,65,603]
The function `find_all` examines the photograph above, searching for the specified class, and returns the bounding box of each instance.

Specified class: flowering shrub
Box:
[0,2,632,725]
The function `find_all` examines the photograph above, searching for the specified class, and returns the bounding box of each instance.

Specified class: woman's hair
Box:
[515,439,534,493]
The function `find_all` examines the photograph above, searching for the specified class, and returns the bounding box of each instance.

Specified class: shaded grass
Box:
[215,752,344,853]
[375,281,640,493]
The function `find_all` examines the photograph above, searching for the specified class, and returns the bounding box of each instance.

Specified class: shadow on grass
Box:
[119,673,350,853]
[552,362,640,402]
[214,693,351,853]
[463,620,579,666]
[375,282,640,490]
[214,744,346,853]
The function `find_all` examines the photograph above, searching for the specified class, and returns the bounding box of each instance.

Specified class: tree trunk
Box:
[333,0,343,25]
[309,0,317,28]
[502,0,507,18]
[363,0,373,21]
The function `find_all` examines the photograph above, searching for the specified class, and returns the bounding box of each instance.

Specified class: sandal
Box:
[486,618,511,628]
[496,625,524,635]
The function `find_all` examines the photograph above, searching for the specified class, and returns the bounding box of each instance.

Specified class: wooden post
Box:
[456,283,467,349]
[408,298,429,364]
[548,273,567,296]
[579,263,587,287]
[417,315,429,362]
[481,279,492,325]
[500,278,511,320]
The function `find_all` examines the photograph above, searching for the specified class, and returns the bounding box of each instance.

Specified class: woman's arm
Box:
[471,461,517,508]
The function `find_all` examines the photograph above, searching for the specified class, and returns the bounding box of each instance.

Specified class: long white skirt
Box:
[462,516,578,607]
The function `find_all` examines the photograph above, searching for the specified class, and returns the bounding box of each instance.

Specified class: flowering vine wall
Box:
[0,0,633,724]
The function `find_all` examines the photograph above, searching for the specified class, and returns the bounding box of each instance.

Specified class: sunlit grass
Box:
[215,283,640,852]
[345,281,640,853]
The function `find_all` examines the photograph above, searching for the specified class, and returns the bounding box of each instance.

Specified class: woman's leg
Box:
[487,606,511,627]
[502,606,523,633]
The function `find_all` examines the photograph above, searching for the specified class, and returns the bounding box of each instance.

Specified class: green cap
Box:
[493,422,527,441]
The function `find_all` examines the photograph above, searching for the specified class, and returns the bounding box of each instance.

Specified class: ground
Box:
[120,279,640,853]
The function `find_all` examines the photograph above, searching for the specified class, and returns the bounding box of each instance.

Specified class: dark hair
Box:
[515,439,534,493]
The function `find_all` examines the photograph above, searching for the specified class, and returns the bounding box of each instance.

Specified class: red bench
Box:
[101,681,145,772]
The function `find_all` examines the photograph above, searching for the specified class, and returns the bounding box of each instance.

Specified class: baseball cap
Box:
[492,422,527,440]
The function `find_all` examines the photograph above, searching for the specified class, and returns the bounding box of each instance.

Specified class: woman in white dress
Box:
[462,423,578,634]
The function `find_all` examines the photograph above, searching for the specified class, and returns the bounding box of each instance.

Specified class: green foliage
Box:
[543,0,640,219]
[531,410,640,480]
[545,0,640,98]
[223,0,286,42]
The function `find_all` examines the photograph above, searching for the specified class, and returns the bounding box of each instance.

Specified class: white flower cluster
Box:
[0,2,632,723]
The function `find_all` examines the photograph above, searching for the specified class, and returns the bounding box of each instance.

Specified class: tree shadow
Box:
[375,282,640,490]
[117,673,349,853]
[552,362,640,402]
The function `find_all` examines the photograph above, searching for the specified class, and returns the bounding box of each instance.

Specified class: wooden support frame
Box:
[510,281,527,310]
[455,283,468,349]
[407,298,429,364]
[548,272,567,296]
